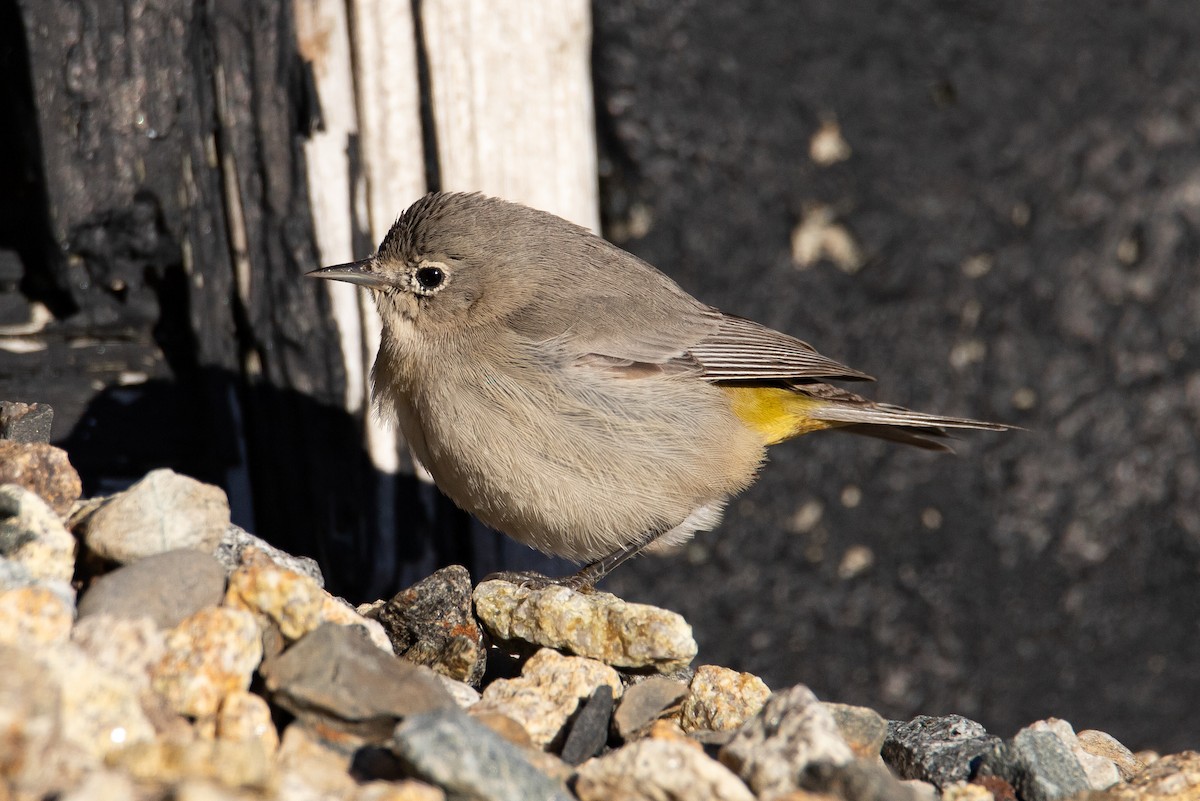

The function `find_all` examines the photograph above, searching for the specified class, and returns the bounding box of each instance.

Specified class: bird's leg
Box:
[483,525,670,592]
[560,525,670,590]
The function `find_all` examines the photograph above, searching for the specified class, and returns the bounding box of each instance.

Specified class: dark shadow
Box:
[0,0,74,316]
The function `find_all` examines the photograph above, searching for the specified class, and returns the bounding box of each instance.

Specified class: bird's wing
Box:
[687,314,873,382]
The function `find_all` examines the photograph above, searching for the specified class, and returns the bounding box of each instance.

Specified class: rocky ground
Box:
[1,400,1197,801]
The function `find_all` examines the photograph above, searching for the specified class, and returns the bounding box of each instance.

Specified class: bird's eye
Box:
[415,266,444,290]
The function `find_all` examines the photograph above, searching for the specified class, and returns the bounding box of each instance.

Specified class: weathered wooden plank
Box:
[420,0,600,231]
[15,0,387,595]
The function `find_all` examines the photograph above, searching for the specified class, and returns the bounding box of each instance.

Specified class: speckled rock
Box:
[824,702,889,760]
[0,483,76,582]
[77,548,226,629]
[472,647,624,748]
[371,565,486,685]
[57,770,139,801]
[883,714,1003,789]
[0,582,74,646]
[719,684,854,799]
[942,782,999,801]
[1079,729,1145,781]
[261,622,455,741]
[355,780,448,801]
[0,441,81,516]
[70,613,166,688]
[679,665,771,733]
[36,641,158,760]
[214,526,324,587]
[473,579,697,671]
[0,400,54,443]
[80,469,230,564]
[151,606,263,717]
[216,690,279,754]
[0,643,81,798]
[108,738,273,791]
[1100,751,1200,800]
[576,738,756,801]
[224,559,324,640]
[614,676,689,740]
[391,708,573,801]
[274,721,359,799]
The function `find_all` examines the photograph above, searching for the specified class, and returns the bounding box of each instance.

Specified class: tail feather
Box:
[796,383,1010,450]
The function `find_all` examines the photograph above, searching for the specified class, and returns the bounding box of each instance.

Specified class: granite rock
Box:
[81,469,230,564]
[473,579,697,671]
[679,664,771,733]
[719,684,854,799]
[0,400,54,443]
[576,738,756,801]
[213,525,324,587]
[371,565,486,685]
[0,483,77,582]
[77,548,226,628]
[473,647,624,748]
[0,440,81,516]
[391,708,573,801]
[883,714,1002,789]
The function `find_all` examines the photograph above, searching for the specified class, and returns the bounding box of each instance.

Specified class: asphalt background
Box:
[588,0,1200,751]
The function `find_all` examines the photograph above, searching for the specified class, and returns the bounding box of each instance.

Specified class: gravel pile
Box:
[0,401,1193,801]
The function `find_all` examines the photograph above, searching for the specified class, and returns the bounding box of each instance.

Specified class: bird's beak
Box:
[306,258,390,289]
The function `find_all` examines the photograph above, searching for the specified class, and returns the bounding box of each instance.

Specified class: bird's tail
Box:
[721,383,1010,451]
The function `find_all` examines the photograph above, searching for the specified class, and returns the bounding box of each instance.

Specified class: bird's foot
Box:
[481,570,597,593]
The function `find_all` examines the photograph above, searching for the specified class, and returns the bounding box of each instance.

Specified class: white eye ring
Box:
[409,262,449,295]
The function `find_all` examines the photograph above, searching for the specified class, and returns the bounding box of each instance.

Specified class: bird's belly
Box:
[390,363,764,562]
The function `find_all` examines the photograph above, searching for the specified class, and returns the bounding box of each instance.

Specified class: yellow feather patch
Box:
[720,385,842,446]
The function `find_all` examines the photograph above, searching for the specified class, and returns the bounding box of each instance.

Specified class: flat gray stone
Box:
[261,623,455,741]
[978,728,1092,801]
[391,708,573,801]
[77,548,226,629]
[613,676,688,740]
[559,685,614,765]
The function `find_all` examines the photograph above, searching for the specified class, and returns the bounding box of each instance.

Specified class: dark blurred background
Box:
[3,0,1196,752]
[592,0,1200,752]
